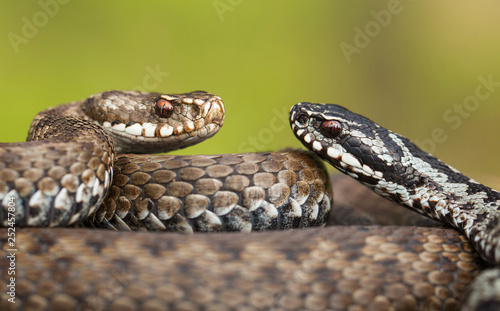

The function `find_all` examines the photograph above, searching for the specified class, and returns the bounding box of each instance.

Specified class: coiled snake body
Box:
[0,91,331,232]
[0,93,497,310]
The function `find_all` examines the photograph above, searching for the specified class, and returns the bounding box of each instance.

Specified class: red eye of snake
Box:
[321,120,342,138]
[155,98,174,118]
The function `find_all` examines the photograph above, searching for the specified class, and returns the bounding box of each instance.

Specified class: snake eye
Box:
[155,98,174,118]
[321,120,342,138]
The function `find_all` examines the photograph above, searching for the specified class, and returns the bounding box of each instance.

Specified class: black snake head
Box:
[83,90,225,154]
[289,102,424,188]
[290,101,500,266]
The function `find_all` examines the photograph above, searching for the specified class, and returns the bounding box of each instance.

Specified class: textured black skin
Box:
[290,103,500,255]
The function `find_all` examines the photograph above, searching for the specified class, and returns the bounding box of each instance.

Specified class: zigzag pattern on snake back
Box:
[290,102,500,310]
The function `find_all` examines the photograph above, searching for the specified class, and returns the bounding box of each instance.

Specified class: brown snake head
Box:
[82,90,225,153]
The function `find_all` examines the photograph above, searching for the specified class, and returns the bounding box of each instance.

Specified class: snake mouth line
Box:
[293,123,381,179]
[101,121,222,153]
[100,120,221,141]
[93,93,225,153]
[290,104,384,181]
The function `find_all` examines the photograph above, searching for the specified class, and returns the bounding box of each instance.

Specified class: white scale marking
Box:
[104,170,111,189]
[312,141,322,151]
[185,121,195,132]
[194,99,205,106]
[351,166,366,175]
[362,165,374,176]
[202,103,210,117]
[174,125,184,135]
[112,123,126,132]
[76,184,87,203]
[203,211,223,225]
[160,125,174,137]
[263,202,279,218]
[2,190,18,208]
[310,201,319,220]
[161,95,176,101]
[54,189,71,210]
[29,190,43,208]
[327,147,341,159]
[347,172,358,178]
[92,178,100,197]
[289,198,303,217]
[142,122,157,137]
[304,134,312,143]
[361,138,373,146]
[341,153,362,169]
[125,123,143,136]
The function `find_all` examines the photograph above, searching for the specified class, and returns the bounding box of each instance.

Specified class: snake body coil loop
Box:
[0,95,497,310]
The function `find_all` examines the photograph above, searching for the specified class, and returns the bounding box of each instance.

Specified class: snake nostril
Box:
[295,113,309,126]
[155,98,174,118]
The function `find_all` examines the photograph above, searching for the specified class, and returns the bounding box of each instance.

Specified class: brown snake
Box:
[0,91,493,310]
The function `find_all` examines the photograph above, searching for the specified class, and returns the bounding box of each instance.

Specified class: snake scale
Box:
[0,91,331,232]
[0,92,498,310]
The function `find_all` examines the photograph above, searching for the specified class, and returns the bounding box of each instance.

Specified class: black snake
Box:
[0,93,497,310]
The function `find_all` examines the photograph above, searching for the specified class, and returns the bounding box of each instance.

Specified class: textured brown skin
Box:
[329,174,440,227]
[0,103,114,227]
[85,151,332,233]
[461,268,500,310]
[0,90,227,228]
[0,226,485,311]
[0,91,489,310]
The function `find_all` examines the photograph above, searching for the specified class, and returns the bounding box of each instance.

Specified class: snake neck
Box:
[368,132,500,225]
[27,101,115,154]
[290,102,500,264]
[374,136,500,264]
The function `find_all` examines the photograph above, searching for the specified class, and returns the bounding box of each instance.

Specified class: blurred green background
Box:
[1,1,500,186]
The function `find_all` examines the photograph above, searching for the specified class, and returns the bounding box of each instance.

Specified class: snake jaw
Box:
[290,102,398,185]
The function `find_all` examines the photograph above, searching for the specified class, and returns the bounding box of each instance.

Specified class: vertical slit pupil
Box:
[155,98,174,118]
[321,120,342,138]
